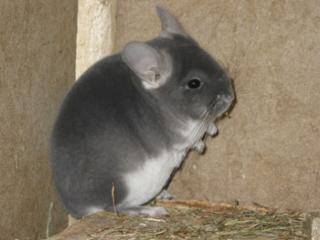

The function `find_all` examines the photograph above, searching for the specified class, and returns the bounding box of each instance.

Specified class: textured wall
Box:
[115,0,320,211]
[0,1,77,239]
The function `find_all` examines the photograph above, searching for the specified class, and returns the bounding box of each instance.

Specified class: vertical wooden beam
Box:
[76,0,117,78]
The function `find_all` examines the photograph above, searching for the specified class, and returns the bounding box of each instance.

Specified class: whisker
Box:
[185,98,217,147]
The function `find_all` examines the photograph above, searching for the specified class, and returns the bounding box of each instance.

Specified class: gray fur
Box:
[50,7,234,218]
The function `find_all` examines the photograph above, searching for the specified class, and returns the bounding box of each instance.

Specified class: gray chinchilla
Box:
[50,7,234,218]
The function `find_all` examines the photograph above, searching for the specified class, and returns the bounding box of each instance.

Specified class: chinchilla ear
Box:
[121,41,171,89]
[156,6,188,38]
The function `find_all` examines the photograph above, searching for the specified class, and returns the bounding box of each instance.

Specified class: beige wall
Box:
[115,0,320,211]
[0,1,77,239]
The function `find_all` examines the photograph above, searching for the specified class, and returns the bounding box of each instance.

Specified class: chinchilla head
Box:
[121,7,234,122]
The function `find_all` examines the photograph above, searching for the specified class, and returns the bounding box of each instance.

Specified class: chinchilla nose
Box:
[213,93,234,117]
[218,93,234,105]
[212,74,235,117]
[218,74,234,101]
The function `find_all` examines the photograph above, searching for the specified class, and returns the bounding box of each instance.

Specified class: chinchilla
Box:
[50,7,234,218]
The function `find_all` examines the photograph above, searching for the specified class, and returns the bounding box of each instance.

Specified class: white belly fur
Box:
[120,150,185,208]
[120,119,212,208]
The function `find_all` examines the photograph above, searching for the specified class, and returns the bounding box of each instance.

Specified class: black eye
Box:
[187,79,202,89]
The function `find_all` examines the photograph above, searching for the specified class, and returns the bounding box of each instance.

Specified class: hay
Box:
[49,200,310,240]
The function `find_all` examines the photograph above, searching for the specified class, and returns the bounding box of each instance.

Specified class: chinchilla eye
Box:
[187,79,202,89]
